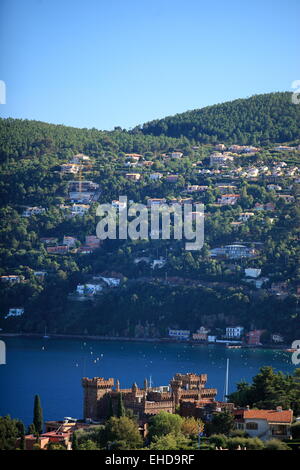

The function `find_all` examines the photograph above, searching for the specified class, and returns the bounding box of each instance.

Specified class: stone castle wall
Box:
[82,373,218,421]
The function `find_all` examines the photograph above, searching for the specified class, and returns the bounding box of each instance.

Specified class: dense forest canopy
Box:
[138,92,300,145]
[0,117,188,164]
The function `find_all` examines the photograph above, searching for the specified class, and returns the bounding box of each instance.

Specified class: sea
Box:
[0,336,296,426]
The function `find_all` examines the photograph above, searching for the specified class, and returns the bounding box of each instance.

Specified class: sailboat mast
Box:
[224,358,229,402]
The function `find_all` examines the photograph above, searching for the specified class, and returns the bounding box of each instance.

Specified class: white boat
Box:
[43,326,49,339]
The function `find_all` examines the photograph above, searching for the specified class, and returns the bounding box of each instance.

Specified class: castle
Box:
[82,373,220,422]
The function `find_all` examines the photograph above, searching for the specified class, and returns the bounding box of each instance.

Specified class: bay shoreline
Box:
[0,331,291,351]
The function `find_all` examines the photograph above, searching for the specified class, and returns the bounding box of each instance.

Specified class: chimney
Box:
[276,406,283,412]
[246,405,250,410]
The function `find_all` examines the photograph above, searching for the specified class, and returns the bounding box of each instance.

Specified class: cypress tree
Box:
[117,392,125,418]
[72,432,79,450]
[16,420,25,450]
[108,395,114,418]
[33,395,43,435]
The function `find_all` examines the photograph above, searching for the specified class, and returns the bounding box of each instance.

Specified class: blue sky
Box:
[0,0,299,130]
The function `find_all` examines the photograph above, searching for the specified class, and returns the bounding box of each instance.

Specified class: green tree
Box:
[108,395,114,418]
[149,432,191,450]
[78,439,99,450]
[181,417,204,437]
[0,415,24,450]
[33,395,43,435]
[228,367,300,414]
[117,392,125,418]
[27,423,36,435]
[148,412,183,441]
[72,431,79,450]
[205,411,235,436]
[102,417,143,450]
[16,420,25,450]
[291,421,300,439]
[208,434,228,449]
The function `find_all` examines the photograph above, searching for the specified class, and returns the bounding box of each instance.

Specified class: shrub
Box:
[149,432,191,450]
[229,429,248,438]
[264,439,291,451]
[226,437,248,450]
[244,437,265,450]
[291,421,300,439]
[208,434,227,449]
[78,439,99,450]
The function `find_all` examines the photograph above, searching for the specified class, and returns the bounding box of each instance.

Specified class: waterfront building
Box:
[246,330,266,346]
[82,373,217,422]
[225,326,244,339]
[192,327,209,341]
[168,329,190,340]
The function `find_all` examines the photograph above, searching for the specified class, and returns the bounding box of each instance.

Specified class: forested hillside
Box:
[0,118,188,163]
[139,92,300,145]
[0,93,299,343]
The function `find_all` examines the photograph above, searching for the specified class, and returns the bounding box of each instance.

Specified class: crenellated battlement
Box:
[172,373,207,386]
[82,377,114,389]
[201,388,217,397]
[82,372,218,421]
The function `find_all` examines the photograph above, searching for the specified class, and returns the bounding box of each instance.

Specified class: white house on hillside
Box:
[233,408,293,441]
[245,268,261,278]
[5,308,24,319]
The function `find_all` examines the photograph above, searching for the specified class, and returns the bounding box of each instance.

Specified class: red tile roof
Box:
[242,409,293,423]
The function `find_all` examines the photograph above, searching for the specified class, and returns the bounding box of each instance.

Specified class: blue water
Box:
[0,337,295,426]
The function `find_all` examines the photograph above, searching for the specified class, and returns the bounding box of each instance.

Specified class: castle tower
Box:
[131,382,138,396]
[170,373,211,406]
[116,379,120,392]
[170,378,182,407]
[82,377,114,421]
